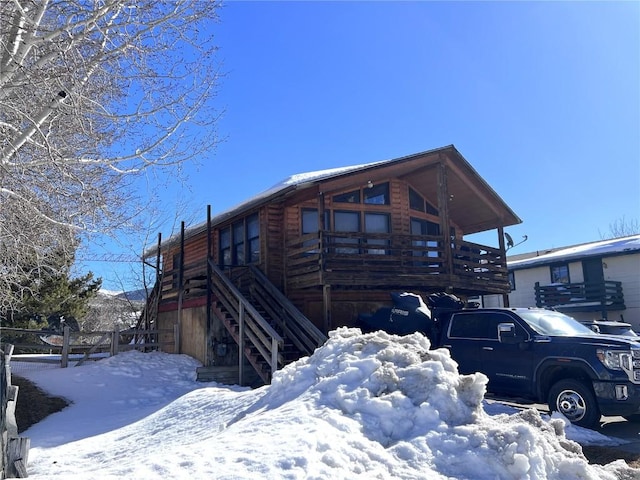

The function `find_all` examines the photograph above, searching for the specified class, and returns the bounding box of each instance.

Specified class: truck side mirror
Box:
[498,323,523,344]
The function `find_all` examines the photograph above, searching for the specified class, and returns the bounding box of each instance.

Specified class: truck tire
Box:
[548,379,601,429]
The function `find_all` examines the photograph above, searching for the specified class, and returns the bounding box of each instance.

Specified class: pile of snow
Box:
[13,328,637,479]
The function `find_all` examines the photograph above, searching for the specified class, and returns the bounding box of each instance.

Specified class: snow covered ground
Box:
[11,328,638,479]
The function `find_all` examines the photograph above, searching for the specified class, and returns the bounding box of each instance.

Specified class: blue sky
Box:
[83,1,640,291]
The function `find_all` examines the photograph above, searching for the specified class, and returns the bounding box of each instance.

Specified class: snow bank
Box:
[16,328,637,479]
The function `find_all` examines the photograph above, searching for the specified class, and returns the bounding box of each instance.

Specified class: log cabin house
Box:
[142,145,521,385]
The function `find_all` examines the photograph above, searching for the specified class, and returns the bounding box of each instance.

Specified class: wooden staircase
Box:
[207,261,327,384]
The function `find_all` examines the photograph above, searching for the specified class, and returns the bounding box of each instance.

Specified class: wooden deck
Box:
[285,232,508,295]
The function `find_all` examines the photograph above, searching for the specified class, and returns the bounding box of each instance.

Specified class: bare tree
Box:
[599,216,640,240]
[0,0,221,311]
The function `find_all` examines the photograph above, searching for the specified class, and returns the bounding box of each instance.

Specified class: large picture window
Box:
[364,213,390,254]
[334,211,360,254]
[411,218,440,265]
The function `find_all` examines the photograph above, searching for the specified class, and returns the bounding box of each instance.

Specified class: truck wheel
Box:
[548,379,601,429]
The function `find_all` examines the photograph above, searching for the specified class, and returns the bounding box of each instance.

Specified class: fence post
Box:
[61,326,70,368]
[110,325,120,357]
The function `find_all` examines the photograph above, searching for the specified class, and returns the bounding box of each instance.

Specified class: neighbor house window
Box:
[508,271,516,291]
[550,263,570,284]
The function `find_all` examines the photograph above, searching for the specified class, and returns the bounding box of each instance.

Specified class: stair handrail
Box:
[209,259,283,375]
[134,277,161,345]
[248,265,327,354]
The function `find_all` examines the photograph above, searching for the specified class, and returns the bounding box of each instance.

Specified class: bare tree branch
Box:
[0,0,221,311]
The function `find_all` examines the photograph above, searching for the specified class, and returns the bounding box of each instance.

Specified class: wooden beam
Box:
[323,284,332,333]
[437,161,453,278]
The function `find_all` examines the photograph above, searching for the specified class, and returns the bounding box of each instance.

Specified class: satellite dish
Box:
[504,232,514,248]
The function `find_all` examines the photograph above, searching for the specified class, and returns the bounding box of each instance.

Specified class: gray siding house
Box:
[479,235,640,331]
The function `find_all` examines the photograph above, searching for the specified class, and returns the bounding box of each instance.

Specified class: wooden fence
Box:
[1,344,29,479]
[1,327,168,368]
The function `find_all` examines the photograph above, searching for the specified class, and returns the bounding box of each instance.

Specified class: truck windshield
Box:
[518,310,596,336]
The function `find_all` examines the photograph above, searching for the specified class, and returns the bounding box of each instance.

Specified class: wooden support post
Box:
[173,323,180,353]
[323,284,332,333]
[177,221,185,354]
[7,437,29,478]
[61,325,70,368]
[437,160,453,276]
[238,302,245,386]
[206,205,212,367]
[271,337,278,375]
[498,226,510,307]
[110,325,120,356]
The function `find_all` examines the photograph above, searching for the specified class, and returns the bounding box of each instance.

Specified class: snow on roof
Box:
[509,234,640,269]
[211,158,387,221]
[148,152,416,254]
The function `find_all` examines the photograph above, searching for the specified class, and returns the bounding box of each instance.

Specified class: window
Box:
[364,182,389,205]
[172,253,182,288]
[508,271,516,291]
[448,313,489,339]
[409,187,425,212]
[449,313,525,340]
[550,263,570,284]
[246,214,260,263]
[220,228,231,266]
[333,189,360,204]
[411,218,440,265]
[219,214,260,266]
[364,213,390,254]
[233,221,245,265]
[425,201,439,216]
[408,187,438,216]
[301,208,327,254]
[334,211,360,254]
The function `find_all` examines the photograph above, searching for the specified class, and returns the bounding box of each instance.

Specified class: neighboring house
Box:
[479,235,640,331]
[142,145,521,384]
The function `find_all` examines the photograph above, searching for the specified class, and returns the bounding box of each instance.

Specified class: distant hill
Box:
[115,289,148,303]
[98,288,147,303]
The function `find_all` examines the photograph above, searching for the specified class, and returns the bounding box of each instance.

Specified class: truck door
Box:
[446,312,533,396]
[479,312,533,395]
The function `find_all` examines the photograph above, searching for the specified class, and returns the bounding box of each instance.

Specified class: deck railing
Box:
[286,231,506,284]
[534,281,625,318]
